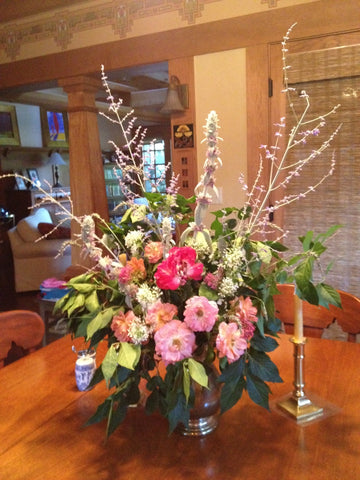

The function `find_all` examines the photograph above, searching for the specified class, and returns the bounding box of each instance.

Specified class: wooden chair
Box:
[0,310,45,367]
[274,284,360,342]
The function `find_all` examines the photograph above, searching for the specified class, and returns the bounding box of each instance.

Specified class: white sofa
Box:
[8,207,72,292]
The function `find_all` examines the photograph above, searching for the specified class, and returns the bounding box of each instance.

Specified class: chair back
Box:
[274,284,360,342]
[0,310,45,366]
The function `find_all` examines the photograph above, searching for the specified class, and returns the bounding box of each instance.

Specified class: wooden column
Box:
[59,76,108,265]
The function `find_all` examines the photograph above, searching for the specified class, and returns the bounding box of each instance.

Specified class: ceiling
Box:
[0,61,171,126]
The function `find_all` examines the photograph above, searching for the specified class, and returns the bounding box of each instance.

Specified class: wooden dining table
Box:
[0,333,359,480]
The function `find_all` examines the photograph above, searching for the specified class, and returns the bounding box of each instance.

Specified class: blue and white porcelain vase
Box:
[75,349,96,391]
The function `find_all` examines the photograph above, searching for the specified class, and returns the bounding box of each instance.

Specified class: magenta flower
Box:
[154,246,203,290]
[154,319,196,366]
[216,322,247,363]
[183,296,218,332]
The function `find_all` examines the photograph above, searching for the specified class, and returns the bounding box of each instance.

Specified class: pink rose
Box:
[216,322,247,363]
[111,310,136,342]
[144,242,163,263]
[145,300,178,332]
[183,296,218,332]
[154,246,203,290]
[154,319,195,366]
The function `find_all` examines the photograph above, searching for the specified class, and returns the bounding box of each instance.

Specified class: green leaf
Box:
[198,283,218,301]
[118,342,141,370]
[220,377,246,413]
[130,204,147,222]
[255,242,272,264]
[106,403,127,438]
[71,283,95,294]
[316,283,342,309]
[248,350,282,383]
[296,281,319,305]
[246,372,271,410]
[251,335,279,352]
[294,257,314,286]
[54,292,71,313]
[85,290,100,312]
[187,358,208,388]
[167,394,189,433]
[67,293,85,316]
[87,308,114,339]
[101,344,119,382]
[84,398,112,427]
[182,363,191,403]
[218,356,245,383]
[300,230,313,251]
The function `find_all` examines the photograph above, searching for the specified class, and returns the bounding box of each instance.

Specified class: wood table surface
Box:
[0,334,359,480]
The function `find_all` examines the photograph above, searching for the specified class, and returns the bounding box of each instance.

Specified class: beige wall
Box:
[0,0,317,64]
[194,48,247,217]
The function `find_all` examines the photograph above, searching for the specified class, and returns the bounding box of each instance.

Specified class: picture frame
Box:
[40,108,69,148]
[14,173,27,190]
[0,105,21,146]
[173,123,194,149]
[27,168,40,187]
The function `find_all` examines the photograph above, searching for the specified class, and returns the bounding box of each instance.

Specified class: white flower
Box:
[218,277,238,298]
[136,284,161,309]
[224,246,246,272]
[128,318,150,345]
[125,230,145,256]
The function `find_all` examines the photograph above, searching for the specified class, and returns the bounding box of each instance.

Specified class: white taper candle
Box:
[293,294,304,342]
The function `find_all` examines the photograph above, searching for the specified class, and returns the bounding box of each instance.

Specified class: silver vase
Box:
[178,364,221,436]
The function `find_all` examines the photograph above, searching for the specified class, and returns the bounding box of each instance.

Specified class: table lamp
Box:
[48,151,66,187]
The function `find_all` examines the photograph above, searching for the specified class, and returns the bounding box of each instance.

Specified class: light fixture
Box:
[48,151,66,188]
[160,75,188,114]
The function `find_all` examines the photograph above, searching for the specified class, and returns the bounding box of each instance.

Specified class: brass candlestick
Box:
[278,338,324,422]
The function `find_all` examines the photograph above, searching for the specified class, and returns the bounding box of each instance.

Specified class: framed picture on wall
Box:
[0,105,21,146]
[173,123,194,149]
[40,108,69,148]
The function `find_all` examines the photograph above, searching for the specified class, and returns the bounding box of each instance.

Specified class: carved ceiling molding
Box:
[0,0,220,61]
[261,0,279,7]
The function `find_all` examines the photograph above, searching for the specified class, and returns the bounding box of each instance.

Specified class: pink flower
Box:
[111,310,137,342]
[231,296,258,341]
[118,265,132,284]
[216,322,247,363]
[145,300,178,332]
[144,242,163,263]
[183,296,218,332]
[204,272,219,290]
[154,319,196,366]
[41,277,67,289]
[154,246,203,290]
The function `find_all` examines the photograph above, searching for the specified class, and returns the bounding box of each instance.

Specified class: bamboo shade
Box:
[282,45,360,296]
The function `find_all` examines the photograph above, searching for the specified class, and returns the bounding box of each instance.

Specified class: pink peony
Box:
[216,322,247,363]
[183,296,218,332]
[154,246,203,290]
[111,310,137,342]
[144,242,163,263]
[145,300,178,332]
[154,319,196,365]
[232,296,258,341]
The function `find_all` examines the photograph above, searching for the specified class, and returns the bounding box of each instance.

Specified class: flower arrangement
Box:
[1,25,341,437]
